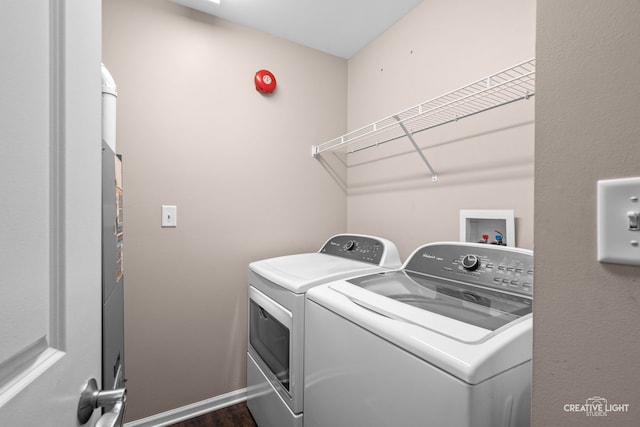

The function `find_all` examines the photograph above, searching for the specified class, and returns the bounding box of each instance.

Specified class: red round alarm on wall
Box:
[255,69,277,94]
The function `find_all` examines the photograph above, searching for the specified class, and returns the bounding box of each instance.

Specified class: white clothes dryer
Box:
[247,234,401,427]
[304,242,533,427]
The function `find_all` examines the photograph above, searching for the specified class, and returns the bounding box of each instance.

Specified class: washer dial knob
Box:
[343,240,357,251]
[461,254,480,271]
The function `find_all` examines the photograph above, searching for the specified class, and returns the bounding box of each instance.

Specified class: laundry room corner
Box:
[344,0,536,259]
[102,0,348,421]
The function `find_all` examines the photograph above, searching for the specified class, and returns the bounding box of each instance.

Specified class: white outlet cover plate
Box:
[597,177,640,265]
[162,205,177,227]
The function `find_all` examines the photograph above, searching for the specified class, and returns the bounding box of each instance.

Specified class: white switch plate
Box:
[161,205,177,227]
[597,177,640,265]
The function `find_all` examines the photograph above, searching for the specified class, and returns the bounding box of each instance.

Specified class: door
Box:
[0,0,103,426]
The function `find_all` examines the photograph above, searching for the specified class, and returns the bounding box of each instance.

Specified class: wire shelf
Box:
[311,58,535,181]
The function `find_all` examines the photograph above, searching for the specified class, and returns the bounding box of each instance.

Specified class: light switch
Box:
[597,177,640,265]
[628,211,640,230]
[161,205,177,227]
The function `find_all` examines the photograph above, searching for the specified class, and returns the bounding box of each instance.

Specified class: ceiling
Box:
[168,0,423,59]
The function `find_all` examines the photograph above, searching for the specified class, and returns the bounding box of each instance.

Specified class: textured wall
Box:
[533,1,640,426]
[103,0,347,421]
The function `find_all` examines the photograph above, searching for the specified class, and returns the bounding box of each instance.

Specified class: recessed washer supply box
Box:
[460,209,515,247]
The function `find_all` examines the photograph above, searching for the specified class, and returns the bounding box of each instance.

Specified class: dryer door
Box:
[248,286,292,393]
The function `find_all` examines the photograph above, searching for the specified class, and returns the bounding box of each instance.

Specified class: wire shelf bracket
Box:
[395,115,438,182]
[311,58,535,182]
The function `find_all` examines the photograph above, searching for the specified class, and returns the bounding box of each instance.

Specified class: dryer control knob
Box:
[461,254,480,271]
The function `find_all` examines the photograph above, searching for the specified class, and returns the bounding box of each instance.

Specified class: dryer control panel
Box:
[320,235,386,265]
[405,242,534,296]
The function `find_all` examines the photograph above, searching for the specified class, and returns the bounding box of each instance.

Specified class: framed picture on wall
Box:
[460,209,515,247]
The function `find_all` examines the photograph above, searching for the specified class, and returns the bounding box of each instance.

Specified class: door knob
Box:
[77,378,127,426]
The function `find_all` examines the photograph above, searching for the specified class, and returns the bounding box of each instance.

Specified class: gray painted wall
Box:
[103,0,347,420]
[534,0,640,425]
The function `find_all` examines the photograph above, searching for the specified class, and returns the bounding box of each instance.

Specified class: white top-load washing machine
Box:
[247,234,401,427]
[304,242,534,427]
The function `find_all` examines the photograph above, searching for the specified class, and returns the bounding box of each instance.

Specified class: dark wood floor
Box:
[167,402,257,427]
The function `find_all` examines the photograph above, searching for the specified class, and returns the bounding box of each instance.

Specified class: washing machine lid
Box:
[249,253,394,294]
[309,279,532,383]
[346,271,532,333]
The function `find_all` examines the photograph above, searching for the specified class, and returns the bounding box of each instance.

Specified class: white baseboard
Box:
[124,388,248,427]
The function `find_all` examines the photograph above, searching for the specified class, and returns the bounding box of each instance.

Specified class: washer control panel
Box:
[404,243,533,296]
[320,235,386,265]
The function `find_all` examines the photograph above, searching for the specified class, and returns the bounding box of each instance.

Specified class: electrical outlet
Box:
[161,205,177,227]
[597,177,640,265]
